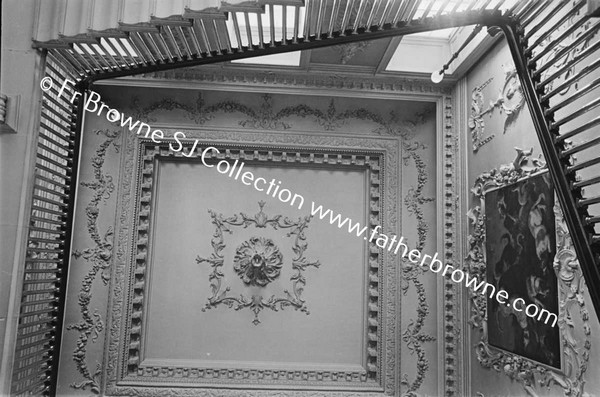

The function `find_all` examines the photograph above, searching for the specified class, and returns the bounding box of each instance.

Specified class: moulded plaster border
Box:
[105,129,401,396]
[96,67,453,100]
[131,141,383,385]
[435,94,461,397]
[454,77,472,397]
[97,80,460,397]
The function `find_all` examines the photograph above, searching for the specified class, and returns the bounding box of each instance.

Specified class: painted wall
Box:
[55,82,442,396]
[465,39,600,397]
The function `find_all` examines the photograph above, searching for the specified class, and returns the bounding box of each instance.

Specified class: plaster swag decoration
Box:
[466,149,592,397]
[68,129,121,393]
[131,92,430,134]
[197,201,321,325]
[469,65,525,152]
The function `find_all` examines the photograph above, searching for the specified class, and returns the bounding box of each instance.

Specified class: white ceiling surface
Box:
[231,52,303,66]
[385,26,492,74]
[231,5,304,66]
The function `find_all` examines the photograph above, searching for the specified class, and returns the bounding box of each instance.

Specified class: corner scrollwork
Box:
[465,148,592,397]
[197,201,321,325]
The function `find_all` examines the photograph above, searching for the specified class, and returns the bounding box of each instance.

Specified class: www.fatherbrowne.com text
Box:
[41,77,558,328]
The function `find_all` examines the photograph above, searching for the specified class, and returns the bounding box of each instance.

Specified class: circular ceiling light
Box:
[431,70,445,84]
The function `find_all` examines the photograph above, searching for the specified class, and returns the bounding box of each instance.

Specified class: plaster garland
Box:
[67,129,121,393]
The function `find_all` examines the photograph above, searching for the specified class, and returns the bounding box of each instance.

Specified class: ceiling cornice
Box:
[96,64,453,97]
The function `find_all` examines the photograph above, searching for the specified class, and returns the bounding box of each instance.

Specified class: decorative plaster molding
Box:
[399,135,436,396]
[67,129,121,393]
[440,95,460,397]
[105,124,136,397]
[130,91,432,136]
[101,87,449,396]
[106,131,397,394]
[469,66,524,153]
[233,235,284,287]
[130,94,210,124]
[469,78,494,151]
[197,201,321,324]
[103,388,389,396]
[332,41,373,64]
[126,141,382,385]
[465,149,592,397]
[123,66,453,95]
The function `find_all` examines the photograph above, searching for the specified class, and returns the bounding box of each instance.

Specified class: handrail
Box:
[502,20,600,318]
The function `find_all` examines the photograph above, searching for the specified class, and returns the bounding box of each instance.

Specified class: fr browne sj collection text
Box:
[39,76,559,327]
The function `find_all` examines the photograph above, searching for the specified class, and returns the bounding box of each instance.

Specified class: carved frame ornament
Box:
[105,130,399,395]
[465,149,592,397]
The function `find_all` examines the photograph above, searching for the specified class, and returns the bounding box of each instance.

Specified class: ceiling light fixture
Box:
[431,24,484,83]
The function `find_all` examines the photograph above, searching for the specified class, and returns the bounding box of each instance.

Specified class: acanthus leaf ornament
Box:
[233,237,283,287]
[197,201,321,325]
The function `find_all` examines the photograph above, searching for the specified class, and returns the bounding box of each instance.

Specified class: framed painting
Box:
[483,170,560,368]
[465,148,591,396]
